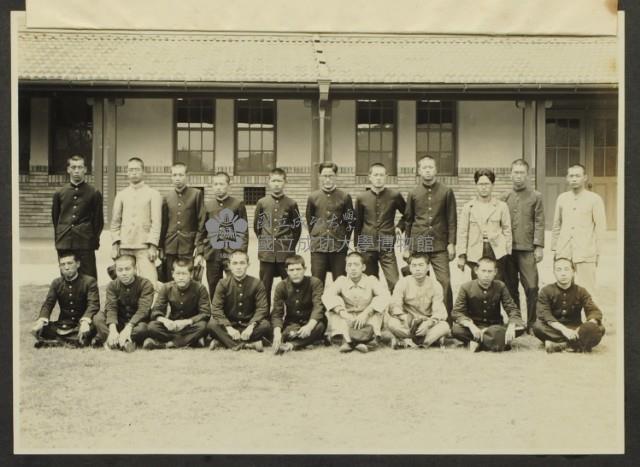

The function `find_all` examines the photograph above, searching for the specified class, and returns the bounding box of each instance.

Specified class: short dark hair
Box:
[58,252,80,263]
[417,155,437,167]
[128,157,145,169]
[368,162,387,174]
[285,255,306,269]
[476,256,497,268]
[568,164,587,175]
[511,159,529,171]
[270,168,287,180]
[66,155,86,168]
[171,162,188,172]
[213,171,231,183]
[318,162,338,174]
[114,254,137,267]
[345,251,365,265]
[474,169,496,184]
[172,258,194,272]
[408,252,430,265]
[553,257,576,271]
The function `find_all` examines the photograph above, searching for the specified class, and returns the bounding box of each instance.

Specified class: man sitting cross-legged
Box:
[384,253,450,350]
[271,255,326,355]
[532,257,605,353]
[322,251,389,353]
[451,256,525,352]
[143,258,211,350]
[31,253,100,348]
[206,251,271,352]
[92,254,154,352]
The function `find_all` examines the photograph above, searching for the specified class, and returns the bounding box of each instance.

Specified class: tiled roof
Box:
[18,26,617,87]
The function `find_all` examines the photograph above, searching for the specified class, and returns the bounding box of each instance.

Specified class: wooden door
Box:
[586,115,617,230]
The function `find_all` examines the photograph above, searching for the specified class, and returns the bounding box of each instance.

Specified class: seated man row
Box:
[32,251,605,354]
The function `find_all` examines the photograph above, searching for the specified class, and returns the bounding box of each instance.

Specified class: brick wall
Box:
[20,164,532,232]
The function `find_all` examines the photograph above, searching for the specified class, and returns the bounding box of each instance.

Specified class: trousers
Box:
[282,320,327,350]
[146,320,208,347]
[206,319,272,348]
[503,250,539,327]
[384,314,450,347]
[451,323,525,351]
[532,320,605,349]
[326,311,383,341]
[259,261,289,306]
[310,252,347,284]
[206,257,229,300]
[92,312,149,345]
[361,250,400,292]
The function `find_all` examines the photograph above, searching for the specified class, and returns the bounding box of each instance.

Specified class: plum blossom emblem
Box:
[205,208,248,250]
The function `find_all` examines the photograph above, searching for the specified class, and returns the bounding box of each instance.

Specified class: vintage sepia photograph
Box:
[10,0,625,455]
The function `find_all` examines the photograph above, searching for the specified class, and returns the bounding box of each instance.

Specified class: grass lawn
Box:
[16,280,623,454]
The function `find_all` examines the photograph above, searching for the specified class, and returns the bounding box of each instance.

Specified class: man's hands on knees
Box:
[297,320,316,339]
[117,323,133,347]
[353,308,373,330]
[226,326,241,341]
[107,324,120,348]
[78,318,92,337]
[240,323,255,341]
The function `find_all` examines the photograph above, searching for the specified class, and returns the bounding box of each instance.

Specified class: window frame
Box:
[415,100,458,176]
[173,97,217,174]
[234,98,278,176]
[354,99,398,176]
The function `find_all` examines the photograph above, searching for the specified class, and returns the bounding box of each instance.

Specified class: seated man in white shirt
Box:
[384,253,450,349]
[321,251,389,353]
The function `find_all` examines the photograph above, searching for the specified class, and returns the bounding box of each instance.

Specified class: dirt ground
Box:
[15,287,622,454]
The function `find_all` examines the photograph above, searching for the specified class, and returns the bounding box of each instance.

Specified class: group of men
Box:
[32,152,607,355]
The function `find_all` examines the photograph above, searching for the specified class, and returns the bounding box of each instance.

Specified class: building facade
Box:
[17,19,619,236]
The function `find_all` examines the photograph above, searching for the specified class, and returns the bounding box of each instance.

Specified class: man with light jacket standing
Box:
[457,169,512,281]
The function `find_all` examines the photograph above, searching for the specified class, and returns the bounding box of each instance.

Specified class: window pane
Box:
[546,120,556,146]
[381,130,393,151]
[568,120,580,146]
[190,131,202,150]
[556,120,568,146]
[546,148,556,177]
[416,108,428,125]
[605,146,617,176]
[202,106,214,127]
[188,151,203,172]
[606,119,617,145]
[357,106,370,125]
[189,107,202,128]
[439,152,454,175]
[369,132,381,151]
[356,151,369,174]
[382,107,394,124]
[594,119,606,146]
[357,130,369,151]
[177,130,189,151]
[176,150,190,165]
[262,105,274,126]
[250,130,262,149]
[263,131,274,151]
[441,131,453,152]
[250,107,262,125]
[237,130,249,151]
[177,106,189,128]
[236,151,250,172]
[202,131,214,151]
[441,108,453,124]
[263,151,276,171]
[51,97,93,174]
[556,148,568,175]
[201,151,215,172]
[428,131,440,152]
[416,131,428,152]
[237,106,249,126]
[593,147,604,177]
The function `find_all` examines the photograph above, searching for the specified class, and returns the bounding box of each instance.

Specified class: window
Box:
[593,118,617,177]
[545,118,581,177]
[50,96,93,174]
[243,187,266,206]
[19,95,30,174]
[356,100,396,175]
[235,99,276,175]
[416,100,456,175]
[175,98,215,172]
